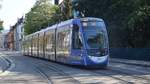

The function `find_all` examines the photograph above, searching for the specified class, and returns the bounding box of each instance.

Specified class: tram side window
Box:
[39,35,44,53]
[46,31,55,52]
[72,24,82,49]
[23,39,27,53]
[57,28,70,51]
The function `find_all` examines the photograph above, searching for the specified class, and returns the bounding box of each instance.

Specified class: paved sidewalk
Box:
[110,58,150,67]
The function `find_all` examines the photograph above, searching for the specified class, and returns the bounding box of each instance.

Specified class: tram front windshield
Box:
[82,21,108,56]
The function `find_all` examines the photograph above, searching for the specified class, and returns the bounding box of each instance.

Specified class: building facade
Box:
[13,17,24,51]
[7,27,14,50]
[5,17,24,51]
[0,33,3,48]
[0,31,8,49]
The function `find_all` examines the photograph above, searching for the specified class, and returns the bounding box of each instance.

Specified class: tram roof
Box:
[25,17,103,37]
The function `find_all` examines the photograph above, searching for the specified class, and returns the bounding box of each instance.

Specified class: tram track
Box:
[0,55,14,75]
[110,67,150,81]
[47,65,81,84]
[110,61,150,75]
[110,60,150,67]
[20,54,150,84]
[0,51,55,84]
[37,62,81,84]
[35,66,53,84]
[109,63,150,80]
[90,69,134,84]
[0,56,6,73]
[38,61,129,84]
[91,66,150,84]
[32,57,147,84]
[42,61,136,84]
[22,55,81,84]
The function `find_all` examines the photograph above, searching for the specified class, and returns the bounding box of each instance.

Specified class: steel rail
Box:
[108,66,150,82]
[35,66,53,84]
[42,63,81,84]
[0,56,12,74]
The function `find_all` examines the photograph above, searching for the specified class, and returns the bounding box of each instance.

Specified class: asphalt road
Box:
[0,51,150,84]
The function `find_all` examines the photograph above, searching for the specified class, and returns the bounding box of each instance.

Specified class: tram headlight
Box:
[82,22,88,26]
[82,18,89,22]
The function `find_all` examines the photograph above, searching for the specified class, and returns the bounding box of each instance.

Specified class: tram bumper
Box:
[85,55,109,68]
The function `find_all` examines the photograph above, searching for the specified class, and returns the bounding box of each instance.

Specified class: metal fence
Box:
[110,48,150,61]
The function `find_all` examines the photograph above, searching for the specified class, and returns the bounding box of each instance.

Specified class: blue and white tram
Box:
[23,17,109,68]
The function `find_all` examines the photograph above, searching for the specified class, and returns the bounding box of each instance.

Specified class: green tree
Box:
[77,0,150,47]
[0,0,3,32]
[24,0,150,47]
[24,0,60,35]
[0,21,3,32]
[59,0,72,20]
[127,0,150,47]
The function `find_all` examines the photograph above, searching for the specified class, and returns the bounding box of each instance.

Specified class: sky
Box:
[0,0,64,30]
[0,0,36,30]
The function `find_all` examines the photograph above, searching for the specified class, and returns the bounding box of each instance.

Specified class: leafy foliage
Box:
[24,0,150,47]
[24,0,59,35]
[76,0,150,47]
[59,0,72,20]
[127,0,150,47]
[0,21,3,32]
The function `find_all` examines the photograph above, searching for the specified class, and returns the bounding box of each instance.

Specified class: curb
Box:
[110,58,150,67]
